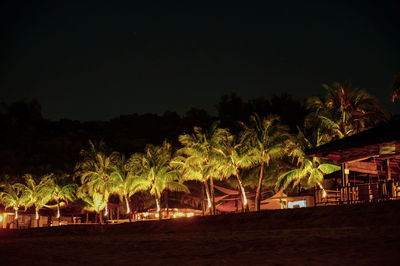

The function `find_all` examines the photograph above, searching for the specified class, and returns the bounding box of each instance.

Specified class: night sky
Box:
[1,1,399,121]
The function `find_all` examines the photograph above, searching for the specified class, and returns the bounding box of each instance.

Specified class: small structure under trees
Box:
[307,120,400,205]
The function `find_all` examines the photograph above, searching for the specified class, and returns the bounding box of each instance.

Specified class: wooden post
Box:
[387,159,392,180]
[117,207,120,221]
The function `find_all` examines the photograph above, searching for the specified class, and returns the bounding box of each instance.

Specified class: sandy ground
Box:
[1,201,400,265]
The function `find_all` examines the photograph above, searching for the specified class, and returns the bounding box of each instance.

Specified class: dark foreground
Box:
[1,201,400,265]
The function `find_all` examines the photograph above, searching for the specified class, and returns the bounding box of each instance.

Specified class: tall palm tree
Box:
[240,114,291,211]
[215,132,257,212]
[129,141,189,219]
[306,81,387,140]
[275,128,340,192]
[49,174,77,223]
[0,182,25,228]
[76,140,114,212]
[110,153,140,222]
[174,123,229,215]
[20,174,53,227]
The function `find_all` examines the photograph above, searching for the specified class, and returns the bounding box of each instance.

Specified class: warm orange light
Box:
[242,189,248,206]
[186,212,194,217]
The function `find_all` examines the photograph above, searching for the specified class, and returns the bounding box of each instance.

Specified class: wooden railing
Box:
[315,181,400,206]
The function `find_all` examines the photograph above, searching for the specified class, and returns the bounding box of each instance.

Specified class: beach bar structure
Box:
[307,120,400,205]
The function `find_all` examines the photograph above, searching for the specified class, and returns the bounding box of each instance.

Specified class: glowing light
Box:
[56,208,60,219]
[35,210,39,220]
[14,210,18,220]
[104,208,108,216]
[207,197,211,208]
[178,212,184,217]
[0,215,3,222]
[156,200,160,212]
[186,212,194,217]
[126,199,130,214]
[242,189,247,206]
[143,212,149,217]
[318,182,327,198]
[155,213,159,218]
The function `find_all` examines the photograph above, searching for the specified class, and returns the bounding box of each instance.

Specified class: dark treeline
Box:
[0,93,306,178]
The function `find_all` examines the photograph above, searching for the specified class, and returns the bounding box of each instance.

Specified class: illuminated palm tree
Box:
[110,153,139,222]
[174,123,229,215]
[0,182,25,228]
[240,114,291,211]
[306,81,387,140]
[129,141,189,219]
[215,132,258,212]
[20,174,53,227]
[275,129,340,192]
[49,174,77,223]
[77,187,107,224]
[76,140,114,212]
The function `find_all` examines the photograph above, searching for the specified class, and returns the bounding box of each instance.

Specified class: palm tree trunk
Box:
[201,182,205,216]
[99,211,103,224]
[165,191,169,218]
[235,169,248,212]
[86,212,89,223]
[14,208,18,229]
[35,207,40,227]
[57,200,61,223]
[155,197,161,220]
[210,176,216,215]
[125,195,131,222]
[203,180,212,215]
[255,162,265,212]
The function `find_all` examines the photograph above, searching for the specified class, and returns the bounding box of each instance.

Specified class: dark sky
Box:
[1,1,399,121]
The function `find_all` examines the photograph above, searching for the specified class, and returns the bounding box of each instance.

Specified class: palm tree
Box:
[77,187,107,224]
[275,129,340,192]
[240,114,291,211]
[174,123,229,215]
[76,140,114,213]
[215,131,257,212]
[129,141,189,219]
[306,81,387,140]
[0,182,25,228]
[110,153,139,222]
[20,174,53,227]
[49,174,77,223]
